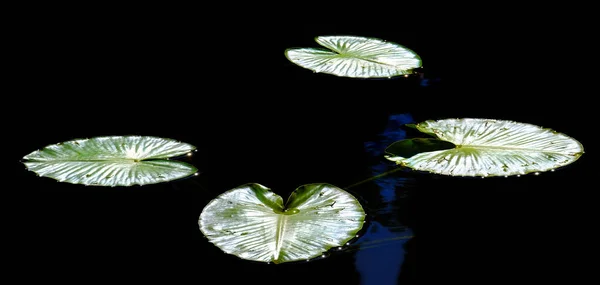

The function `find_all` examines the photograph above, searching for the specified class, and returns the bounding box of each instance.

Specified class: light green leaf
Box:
[285,35,422,78]
[384,118,584,177]
[22,136,198,186]
[198,183,366,264]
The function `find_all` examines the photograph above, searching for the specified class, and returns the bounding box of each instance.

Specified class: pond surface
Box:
[11,19,592,284]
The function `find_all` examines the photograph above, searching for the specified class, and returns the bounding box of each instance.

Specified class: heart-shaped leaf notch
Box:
[198,183,367,264]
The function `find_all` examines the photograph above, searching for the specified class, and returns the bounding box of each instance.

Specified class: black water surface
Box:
[9,12,593,285]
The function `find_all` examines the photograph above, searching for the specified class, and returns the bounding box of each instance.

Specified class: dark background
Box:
[8,6,594,284]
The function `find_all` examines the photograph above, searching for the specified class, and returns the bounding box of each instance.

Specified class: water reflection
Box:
[355,223,414,284]
[354,113,416,285]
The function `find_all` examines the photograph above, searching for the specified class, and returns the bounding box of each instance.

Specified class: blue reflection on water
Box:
[355,113,416,285]
[355,223,414,284]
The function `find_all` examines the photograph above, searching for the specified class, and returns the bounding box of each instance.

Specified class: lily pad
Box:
[198,183,366,264]
[285,35,422,78]
[22,135,198,186]
[384,118,584,177]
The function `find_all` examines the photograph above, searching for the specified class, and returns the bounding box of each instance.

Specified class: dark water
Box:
[9,13,593,284]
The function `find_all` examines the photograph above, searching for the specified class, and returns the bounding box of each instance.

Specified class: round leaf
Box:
[198,183,366,264]
[285,35,422,78]
[384,118,584,177]
[22,136,198,186]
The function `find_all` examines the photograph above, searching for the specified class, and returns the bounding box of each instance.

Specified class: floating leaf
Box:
[285,35,422,78]
[22,136,198,186]
[198,183,366,264]
[384,118,584,177]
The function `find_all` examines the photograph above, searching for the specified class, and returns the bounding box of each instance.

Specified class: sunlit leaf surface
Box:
[384,118,584,177]
[199,183,366,264]
[22,136,197,186]
[285,35,422,78]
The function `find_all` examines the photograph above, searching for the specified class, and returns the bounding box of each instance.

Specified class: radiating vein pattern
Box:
[285,35,421,78]
[22,136,197,186]
[199,183,366,264]
[386,118,584,177]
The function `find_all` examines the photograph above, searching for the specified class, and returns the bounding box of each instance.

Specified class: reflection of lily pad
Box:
[384,118,584,177]
[285,35,422,78]
[22,136,198,186]
[199,183,366,264]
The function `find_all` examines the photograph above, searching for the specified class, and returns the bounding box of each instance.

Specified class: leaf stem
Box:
[344,166,405,189]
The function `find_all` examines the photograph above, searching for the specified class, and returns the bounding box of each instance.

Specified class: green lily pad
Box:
[22,135,198,186]
[198,183,366,264]
[285,35,422,78]
[384,118,584,177]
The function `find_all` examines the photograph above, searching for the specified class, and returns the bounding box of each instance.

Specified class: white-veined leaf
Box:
[22,135,198,186]
[198,183,366,264]
[384,118,584,177]
[285,35,422,78]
